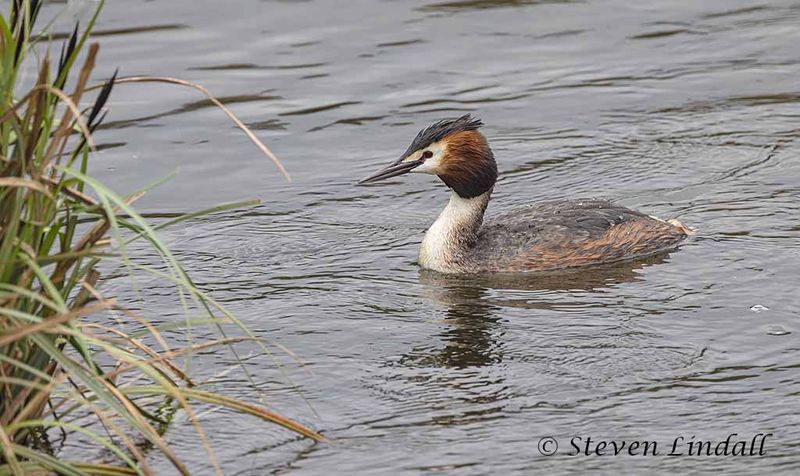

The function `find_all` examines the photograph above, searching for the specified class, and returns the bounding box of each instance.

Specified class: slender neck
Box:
[419,189,492,272]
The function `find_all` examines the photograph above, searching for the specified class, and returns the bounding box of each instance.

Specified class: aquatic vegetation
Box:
[0,1,318,474]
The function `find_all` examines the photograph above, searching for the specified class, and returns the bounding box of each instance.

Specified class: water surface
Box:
[36,0,800,473]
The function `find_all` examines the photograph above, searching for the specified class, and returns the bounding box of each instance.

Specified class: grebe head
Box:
[359,114,498,198]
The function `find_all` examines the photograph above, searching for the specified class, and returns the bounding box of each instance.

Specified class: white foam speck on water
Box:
[767,326,790,336]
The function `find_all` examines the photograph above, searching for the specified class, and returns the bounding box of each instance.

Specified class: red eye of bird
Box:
[422,150,433,159]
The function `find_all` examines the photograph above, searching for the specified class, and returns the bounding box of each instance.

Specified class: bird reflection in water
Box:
[406,253,673,370]
[389,254,673,429]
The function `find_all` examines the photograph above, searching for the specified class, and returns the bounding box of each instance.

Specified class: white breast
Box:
[419,213,455,272]
[419,191,490,272]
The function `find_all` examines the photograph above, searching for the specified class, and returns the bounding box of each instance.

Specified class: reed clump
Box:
[1,2,318,474]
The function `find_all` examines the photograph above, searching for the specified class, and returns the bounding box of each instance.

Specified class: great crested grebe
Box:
[359,114,691,274]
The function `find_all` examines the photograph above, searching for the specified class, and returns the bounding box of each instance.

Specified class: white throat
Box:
[419,190,491,272]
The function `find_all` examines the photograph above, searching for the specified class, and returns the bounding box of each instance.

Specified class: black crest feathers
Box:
[402,114,483,157]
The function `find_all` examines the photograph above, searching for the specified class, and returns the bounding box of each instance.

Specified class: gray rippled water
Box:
[28,0,800,474]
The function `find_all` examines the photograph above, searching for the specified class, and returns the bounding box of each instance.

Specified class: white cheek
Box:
[412,156,441,175]
[410,143,446,175]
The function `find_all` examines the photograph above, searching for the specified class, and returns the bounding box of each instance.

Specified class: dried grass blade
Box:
[0,300,116,346]
[110,76,290,181]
